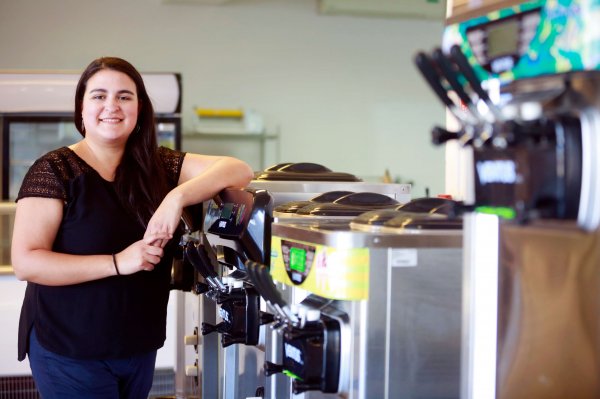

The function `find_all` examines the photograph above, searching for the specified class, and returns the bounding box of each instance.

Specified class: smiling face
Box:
[81,69,140,144]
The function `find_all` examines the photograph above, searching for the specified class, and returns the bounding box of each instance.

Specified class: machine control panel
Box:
[444,0,600,84]
[466,7,541,74]
[281,240,316,284]
[203,187,272,265]
[204,201,248,238]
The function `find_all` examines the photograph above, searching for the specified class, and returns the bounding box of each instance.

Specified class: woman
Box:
[11,57,254,398]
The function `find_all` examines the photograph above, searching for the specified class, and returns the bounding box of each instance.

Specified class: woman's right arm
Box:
[11,197,169,286]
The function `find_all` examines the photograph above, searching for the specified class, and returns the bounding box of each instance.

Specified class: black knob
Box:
[263,361,285,376]
[293,381,320,394]
[260,311,275,325]
[201,321,224,335]
[193,282,210,295]
[222,335,245,348]
[432,126,460,145]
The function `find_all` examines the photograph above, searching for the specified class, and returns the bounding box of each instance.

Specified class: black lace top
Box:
[17,146,186,361]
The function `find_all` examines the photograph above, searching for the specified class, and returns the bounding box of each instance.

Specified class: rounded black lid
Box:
[273,190,356,214]
[254,162,362,182]
[312,190,355,203]
[296,192,400,217]
[383,213,463,230]
[351,209,411,227]
[334,192,399,207]
[396,197,458,216]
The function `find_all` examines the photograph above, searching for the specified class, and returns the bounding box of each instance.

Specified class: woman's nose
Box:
[104,97,120,111]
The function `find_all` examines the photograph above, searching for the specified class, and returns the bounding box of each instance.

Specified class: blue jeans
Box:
[28,328,157,399]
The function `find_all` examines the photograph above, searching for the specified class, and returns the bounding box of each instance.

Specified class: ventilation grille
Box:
[0,369,179,399]
[0,376,39,399]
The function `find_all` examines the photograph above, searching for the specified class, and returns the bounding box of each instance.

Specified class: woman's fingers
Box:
[144,232,172,246]
[143,242,165,271]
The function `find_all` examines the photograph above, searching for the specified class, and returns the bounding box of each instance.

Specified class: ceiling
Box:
[318,0,447,20]
[160,0,448,20]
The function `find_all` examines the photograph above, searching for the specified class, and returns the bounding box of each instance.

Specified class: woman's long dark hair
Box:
[74,57,170,227]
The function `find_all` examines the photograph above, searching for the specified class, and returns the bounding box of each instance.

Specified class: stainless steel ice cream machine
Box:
[171,164,469,399]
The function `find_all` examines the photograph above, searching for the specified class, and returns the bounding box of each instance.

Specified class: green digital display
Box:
[475,205,516,220]
[283,370,302,380]
[289,247,307,273]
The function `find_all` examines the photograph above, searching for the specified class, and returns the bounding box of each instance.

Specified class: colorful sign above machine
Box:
[443,0,600,84]
[270,236,369,300]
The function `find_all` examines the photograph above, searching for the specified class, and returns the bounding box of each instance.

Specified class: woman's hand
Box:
[144,192,181,248]
[115,232,171,274]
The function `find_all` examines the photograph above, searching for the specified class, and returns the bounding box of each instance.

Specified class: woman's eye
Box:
[119,96,132,101]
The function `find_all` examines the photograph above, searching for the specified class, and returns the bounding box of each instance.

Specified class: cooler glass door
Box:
[2,115,80,201]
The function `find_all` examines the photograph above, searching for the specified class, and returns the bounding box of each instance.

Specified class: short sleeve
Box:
[16,157,67,202]
[158,146,186,186]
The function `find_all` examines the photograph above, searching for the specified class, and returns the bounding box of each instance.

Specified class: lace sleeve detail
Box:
[158,146,186,186]
[16,157,67,201]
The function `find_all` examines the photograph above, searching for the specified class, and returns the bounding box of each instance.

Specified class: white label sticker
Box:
[389,248,418,267]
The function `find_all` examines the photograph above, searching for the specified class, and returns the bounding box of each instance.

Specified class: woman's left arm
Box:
[145,153,254,241]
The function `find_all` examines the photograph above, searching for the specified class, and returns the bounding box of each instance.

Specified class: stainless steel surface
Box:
[268,223,463,398]
[189,183,414,398]
[222,335,266,398]
[199,292,220,399]
[249,181,411,207]
[273,221,462,249]
[0,202,16,273]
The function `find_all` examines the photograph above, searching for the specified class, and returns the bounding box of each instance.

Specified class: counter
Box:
[0,202,16,274]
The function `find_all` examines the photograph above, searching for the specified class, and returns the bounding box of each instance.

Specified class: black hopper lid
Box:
[274,190,355,214]
[396,197,459,216]
[383,213,462,231]
[350,197,463,231]
[296,192,400,218]
[254,162,362,182]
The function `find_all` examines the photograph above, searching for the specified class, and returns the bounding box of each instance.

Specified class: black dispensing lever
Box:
[449,44,505,124]
[432,47,488,125]
[414,51,456,109]
[263,361,285,377]
[184,233,226,291]
[245,260,298,326]
[414,51,478,127]
[414,51,476,146]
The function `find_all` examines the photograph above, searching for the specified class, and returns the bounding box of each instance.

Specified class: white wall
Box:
[0,275,30,375]
[0,0,446,196]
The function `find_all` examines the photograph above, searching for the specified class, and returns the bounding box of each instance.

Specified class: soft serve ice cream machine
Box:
[416,0,600,398]
[178,184,466,399]
[176,163,472,399]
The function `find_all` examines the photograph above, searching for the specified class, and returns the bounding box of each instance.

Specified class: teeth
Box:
[100,118,121,123]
